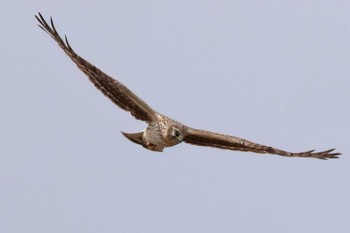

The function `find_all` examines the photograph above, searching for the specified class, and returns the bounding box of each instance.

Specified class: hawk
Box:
[36,13,341,159]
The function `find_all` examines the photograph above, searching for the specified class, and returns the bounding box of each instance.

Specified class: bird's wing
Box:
[35,13,157,123]
[183,127,340,159]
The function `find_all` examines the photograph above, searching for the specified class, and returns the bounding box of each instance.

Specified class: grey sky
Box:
[1,1,349,233]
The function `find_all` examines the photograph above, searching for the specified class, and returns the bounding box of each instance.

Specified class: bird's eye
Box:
[174,129,180,137]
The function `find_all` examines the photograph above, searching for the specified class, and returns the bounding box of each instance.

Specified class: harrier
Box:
[35,13,341,159]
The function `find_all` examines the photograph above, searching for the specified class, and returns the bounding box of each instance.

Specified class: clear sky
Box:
[1,1,349,233]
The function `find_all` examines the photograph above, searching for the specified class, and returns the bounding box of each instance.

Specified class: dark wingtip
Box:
[291,147,341,160]
[65,35,72,50]
[316,148,341,160]
[35,12,50,33]
[35,12,73,52]
[35,12,45,24]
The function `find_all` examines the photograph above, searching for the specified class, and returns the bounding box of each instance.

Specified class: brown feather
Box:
[36,13,157,123]
[183,128,340,160]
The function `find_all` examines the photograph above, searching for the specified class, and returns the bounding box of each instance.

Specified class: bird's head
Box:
[165,122,186,145]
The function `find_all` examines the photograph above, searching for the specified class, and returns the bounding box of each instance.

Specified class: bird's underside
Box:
[36,12,341,160]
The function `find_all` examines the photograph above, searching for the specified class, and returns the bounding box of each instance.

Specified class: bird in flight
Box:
[35,13,340,159]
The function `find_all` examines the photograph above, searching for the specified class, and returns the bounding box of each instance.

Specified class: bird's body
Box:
[144,115,182,149]
[35,13,341,159]
[124,114,185,152]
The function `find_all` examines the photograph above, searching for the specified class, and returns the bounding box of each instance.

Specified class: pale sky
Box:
[1,1,349,233]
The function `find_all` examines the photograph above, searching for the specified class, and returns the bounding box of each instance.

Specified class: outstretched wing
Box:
[35,13,157,123]
[183,127,340,159]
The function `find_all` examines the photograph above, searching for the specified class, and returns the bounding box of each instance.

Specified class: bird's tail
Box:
[121,131,146,147]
